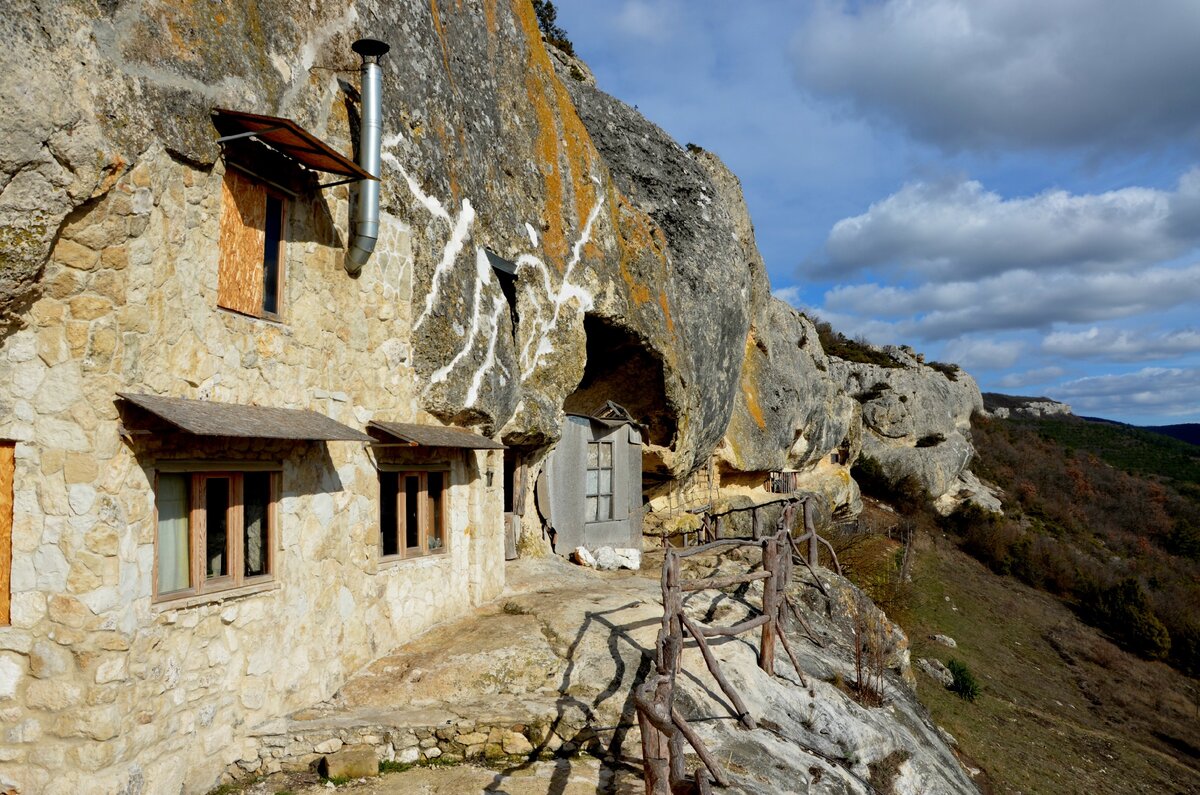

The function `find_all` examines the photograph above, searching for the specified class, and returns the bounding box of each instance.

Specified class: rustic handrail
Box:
[635,496,836,793]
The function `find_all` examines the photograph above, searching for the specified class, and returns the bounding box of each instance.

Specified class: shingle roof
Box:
[117,393,372,442]
[367,420,505,449]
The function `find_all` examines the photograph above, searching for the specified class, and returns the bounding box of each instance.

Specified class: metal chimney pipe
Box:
[346,38,390,273]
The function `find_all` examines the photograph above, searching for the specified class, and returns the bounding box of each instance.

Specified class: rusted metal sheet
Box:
[368,420,505,450]
[212,108,375,181]
[117,393,372,441]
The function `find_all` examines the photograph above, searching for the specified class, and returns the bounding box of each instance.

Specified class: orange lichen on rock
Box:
[429,0,456,89]
[740,331,768,430]
[513,0,601,271]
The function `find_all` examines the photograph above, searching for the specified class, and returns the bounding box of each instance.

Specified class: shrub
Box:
[946,658,979,702]
[915,433,945,448]
[855,382,890,403]
[808,316,902,368]
[532,0,575,55]
[852,456,930,515]
[1084,578,1172,661]
[928,361,960,381]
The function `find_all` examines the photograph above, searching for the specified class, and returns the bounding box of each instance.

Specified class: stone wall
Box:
[0,147,506,794]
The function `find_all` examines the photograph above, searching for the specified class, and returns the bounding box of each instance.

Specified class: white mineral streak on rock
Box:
[463,297,508,407]
[524,222,539,247]
[280,4,359,109]
[413,200,475,331]
[429,248,491,385]
[519,192,604,379]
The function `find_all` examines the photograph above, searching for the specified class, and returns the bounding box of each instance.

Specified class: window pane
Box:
[205,478,230,578]
[243,472,271,577]
[404,476,420,553]
[586,496,598,522]
[585,469,598,496]
[598,496,612,521]
[427,472,445,552]
[587,443,598,468]
[262,194,283,315]
[156,474,191,593]
[600,442,612,468]
[599,469,612,495]
[380,471,399,557]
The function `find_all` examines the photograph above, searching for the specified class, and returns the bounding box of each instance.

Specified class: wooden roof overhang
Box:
[367,420,506,450]
[117,393,372,442]
[212,108,376,189]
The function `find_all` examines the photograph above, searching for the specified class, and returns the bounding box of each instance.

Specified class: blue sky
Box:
[551,0,1200,425]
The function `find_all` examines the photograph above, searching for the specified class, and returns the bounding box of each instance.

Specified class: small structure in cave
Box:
[537,402,644,553]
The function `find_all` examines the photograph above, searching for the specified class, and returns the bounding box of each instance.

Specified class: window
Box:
[586,441,613,522]
[379,470,448,560]
[154,469,279,600]
[217,168,286,319]
[1,441,12,626]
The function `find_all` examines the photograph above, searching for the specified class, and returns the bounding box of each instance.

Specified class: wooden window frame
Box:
[585,441,614,523]
[379,469,450,562]
[0,441,13,626]
[152,469,280,603]
[217,168,288,321]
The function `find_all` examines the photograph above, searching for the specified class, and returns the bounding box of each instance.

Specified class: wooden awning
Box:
[117,393,372,442]
[368,420,505,450]
[212,108,375,182]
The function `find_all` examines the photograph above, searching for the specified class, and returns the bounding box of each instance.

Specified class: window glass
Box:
[599,442,612,468]
[380,471,399,557]
[599,495,612,521]
[205,477,230,579]
[243,472,271,577]
[404,475,421,552]
[156,473,191,593]
[427,472,444,552]
[262,194,283,315]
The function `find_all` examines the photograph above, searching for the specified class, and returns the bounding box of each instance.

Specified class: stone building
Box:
[0,2,989,792]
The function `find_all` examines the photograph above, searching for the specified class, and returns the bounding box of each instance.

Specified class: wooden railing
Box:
[635,495,839,793]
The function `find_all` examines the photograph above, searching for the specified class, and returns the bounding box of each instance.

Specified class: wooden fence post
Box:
[759,536,777,674]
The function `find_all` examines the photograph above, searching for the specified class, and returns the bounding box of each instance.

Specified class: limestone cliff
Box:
[832,348,984,501]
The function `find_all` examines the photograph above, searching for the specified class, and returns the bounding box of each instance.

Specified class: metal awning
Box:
[368,420,505,450]
[117,393,373,442]
[212,108,375,182]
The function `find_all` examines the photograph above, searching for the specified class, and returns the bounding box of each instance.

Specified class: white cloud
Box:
[791,0,1200,152]
[820,172,1200,279]
[941,337,1022,370]
[1042,326,1200,362]
[614,0,680,41]
[772,285,804,308]
[996,366,1066,390]
[1051,367,1200,418]
[824,264,1200,340]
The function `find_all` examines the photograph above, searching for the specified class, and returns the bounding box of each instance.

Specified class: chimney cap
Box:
[352,38,390,60]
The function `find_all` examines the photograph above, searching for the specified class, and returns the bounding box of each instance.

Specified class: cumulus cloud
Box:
[772,285,805,308]
[614,0,680,41]
[819,172,1200,278]
[824,264,1200,340]
[791,0,1200,152]
[941,337,1022,370]
[1042,326,1200,362]
[997,366,1066,390]
[1051,367,1200,418]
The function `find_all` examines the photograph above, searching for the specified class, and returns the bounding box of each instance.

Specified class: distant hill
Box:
[1144,423,1200,446]
[982,392,1071,418]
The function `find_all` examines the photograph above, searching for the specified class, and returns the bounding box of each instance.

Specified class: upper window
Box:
[380,470,448,560]
[217,168,286,319]
[1,441,13,626]
[586,441,613,522]
[155,469,279,600]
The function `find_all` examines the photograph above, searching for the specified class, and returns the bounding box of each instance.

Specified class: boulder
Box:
[570,547,597,569]
[320,745,378,780]
[917,658,954,688]
[930,634,958,649]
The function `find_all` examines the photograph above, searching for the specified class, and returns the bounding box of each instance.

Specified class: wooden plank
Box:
[217,169,266,316]
[0,442,12,625]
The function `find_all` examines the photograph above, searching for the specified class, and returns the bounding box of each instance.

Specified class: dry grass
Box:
[905,536,1200,795]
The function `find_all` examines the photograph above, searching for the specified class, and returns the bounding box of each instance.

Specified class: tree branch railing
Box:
[636,495,838,793]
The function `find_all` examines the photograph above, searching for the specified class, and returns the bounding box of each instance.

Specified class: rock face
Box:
[983,392,1073,419]
[834,349,985,500]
